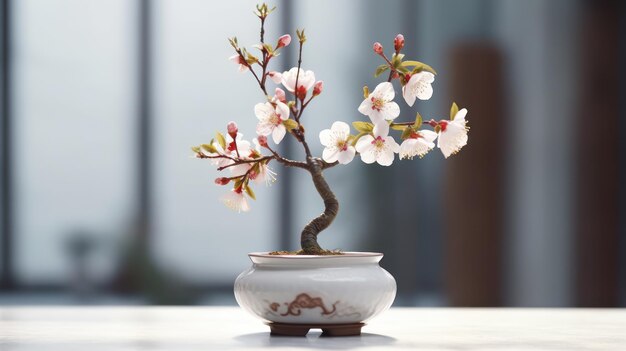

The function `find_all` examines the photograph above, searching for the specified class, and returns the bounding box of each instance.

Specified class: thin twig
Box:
[292,39,304,123]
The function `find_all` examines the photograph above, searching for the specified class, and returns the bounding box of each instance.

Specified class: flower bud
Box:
[274,87,286,103]
[277,34,291,48]
[373,42,383,55]
[227,121,238,138]
[391,71,400,79]
[296,85,307,100]
[313,81,323,96]
[215,177,230,185]
[394,34,405,52]
[257,135,268,147]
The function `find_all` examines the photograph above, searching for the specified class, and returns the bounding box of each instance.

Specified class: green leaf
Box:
[244,185,256,200]
[216,132,227,149]
[450,102,459,120]
[390,124,406,131]
[391,53,405,68]
[201,143,217,154]
[374,64,389,78]
[402,60,437,75]
[233,178,243,190]
[191,146,201,153]
[363,85,370,98]
[396,66,409,74]
[352,121,374,133]
[414,112,423,128]
[283,119,299,131]
[262,43,274,55]
[401,127,413,140]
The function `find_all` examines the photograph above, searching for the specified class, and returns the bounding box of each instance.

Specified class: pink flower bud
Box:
[313,81,324,96]
[274,87,286,102]
[215,177,230,185]
[296,85,307,100]
[277,34,291,48]
[373,42,383,55]
[257,135,268,147]
[227,121,238,138]
[394,34,405,52]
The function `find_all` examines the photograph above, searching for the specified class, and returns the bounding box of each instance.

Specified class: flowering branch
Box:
[194,3,469,255]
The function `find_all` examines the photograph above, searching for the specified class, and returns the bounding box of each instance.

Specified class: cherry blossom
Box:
[358,82,400,124]
[373,42,383,55]
[402,71,435,106]
[437,108,469,158]
[277,34,291,48]
[268,71,282,84]
[224,133,253,176]
[255,101,291,144]
[281,67,316,93]
[249,138,277,185]
[227,121,238,138]
[274,88,286,103]
[221,187,250,213]
[399,130,438,160]
[203,132,251,173]
[229,55,248,72]
[313,81,323,96]
[394,34,404,52]
[249,162,277,186]
[355,123,400,166]
[319,121,356,165]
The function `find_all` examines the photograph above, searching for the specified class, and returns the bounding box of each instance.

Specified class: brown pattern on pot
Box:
[269,293,337,316]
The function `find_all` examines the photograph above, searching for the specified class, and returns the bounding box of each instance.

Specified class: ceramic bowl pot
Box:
[234,252,396,336]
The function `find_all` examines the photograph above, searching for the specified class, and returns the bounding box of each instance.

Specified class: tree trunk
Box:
[300,157,339,254]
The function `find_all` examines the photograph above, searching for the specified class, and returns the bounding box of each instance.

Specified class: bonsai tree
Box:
[192,3,469,255]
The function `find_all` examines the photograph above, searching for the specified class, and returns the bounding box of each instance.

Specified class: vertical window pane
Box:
[14,0,135,284]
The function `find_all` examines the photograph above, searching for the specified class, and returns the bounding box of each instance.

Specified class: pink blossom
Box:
[394,34,404,52]
[277,34,291,48]
[313,81,324,96]
[227,121,238,138]
[373,42,383,55]
[228,54,248,72]
[274,87,286,103]
[268,71,282,84]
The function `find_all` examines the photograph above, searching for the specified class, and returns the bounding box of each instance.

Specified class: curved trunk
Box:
[300,158,339,254]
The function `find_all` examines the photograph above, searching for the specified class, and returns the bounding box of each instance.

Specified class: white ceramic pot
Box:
[234,252,396,326]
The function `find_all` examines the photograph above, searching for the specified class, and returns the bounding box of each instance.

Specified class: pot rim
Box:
[247,251,384,266]
[248,251,383,259]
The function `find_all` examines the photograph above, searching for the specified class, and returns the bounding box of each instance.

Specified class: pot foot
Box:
[267,322,364,337]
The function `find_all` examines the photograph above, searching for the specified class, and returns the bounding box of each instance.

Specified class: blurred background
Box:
[0,0,624,307]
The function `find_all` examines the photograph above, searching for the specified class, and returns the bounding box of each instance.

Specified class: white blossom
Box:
[399,130,438,159]
[281,67,316,93]
[402,71,435,106]
[255,101,291,144]
[268,71,282,84]
[250,138,277,185]
[437,108,469,158]
[229,55,248,73]
[319,121,356,165]
[355,122,400,166]
[358,82,400,124]
[221,188,250,212]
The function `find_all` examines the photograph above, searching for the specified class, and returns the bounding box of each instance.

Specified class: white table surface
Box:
[0,307,625,350]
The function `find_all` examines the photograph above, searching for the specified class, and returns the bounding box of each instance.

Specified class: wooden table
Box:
[1,307,624,350]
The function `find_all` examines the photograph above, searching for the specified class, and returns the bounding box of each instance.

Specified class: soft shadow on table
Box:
[235,331,397,349]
